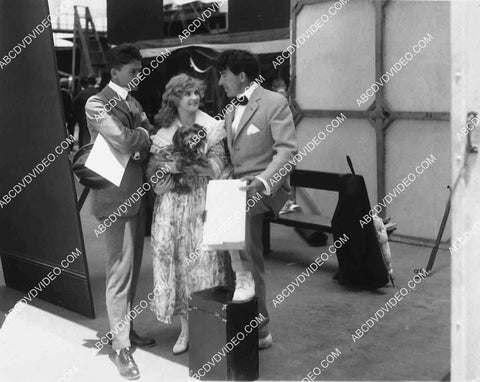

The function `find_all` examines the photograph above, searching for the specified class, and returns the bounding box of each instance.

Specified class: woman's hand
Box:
[153,174,175,195]
[164,161,182,174]
[191,164,214,178]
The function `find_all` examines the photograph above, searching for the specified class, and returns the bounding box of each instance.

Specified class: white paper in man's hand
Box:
[85,134,130,187]
[202,179,247,250]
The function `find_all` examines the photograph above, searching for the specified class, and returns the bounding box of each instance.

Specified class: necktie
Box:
[126,94,138,115]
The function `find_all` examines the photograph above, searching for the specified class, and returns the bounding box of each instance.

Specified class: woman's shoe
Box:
[173,332,189,355]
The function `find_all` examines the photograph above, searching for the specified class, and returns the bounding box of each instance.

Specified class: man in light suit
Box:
[217,50,298,349]
[85,43,155,380]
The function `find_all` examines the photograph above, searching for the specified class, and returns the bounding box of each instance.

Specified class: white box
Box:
[202,179,246,250]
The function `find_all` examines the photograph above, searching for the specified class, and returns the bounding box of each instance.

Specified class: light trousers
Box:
[103,202,146,350]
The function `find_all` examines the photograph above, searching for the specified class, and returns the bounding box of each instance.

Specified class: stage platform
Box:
[0,183,450,381]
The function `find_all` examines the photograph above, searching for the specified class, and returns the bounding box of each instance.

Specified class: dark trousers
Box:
[78,121,91,147]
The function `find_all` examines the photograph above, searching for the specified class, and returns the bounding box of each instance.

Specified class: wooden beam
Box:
[296,106,450,119]
[390,111,450,121]
[291,0,299,109]
[293,0,306,16]
[297,0,329,8]
[295,108,450,122]
[300,109,369,119]
[373,0,388,214]
[375,0,386,113]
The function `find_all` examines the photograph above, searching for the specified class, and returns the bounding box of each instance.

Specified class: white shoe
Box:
[232,271,255,303]
[258,333,273,350]
[173,332,188,355]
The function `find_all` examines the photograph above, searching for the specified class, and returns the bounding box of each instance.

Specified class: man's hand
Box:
[240,176,265,197]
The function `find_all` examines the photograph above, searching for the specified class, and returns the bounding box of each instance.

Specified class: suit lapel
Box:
[116,99,133,125]
[233,86,262,145]
[226,108,235,148]
[102,86,133,127]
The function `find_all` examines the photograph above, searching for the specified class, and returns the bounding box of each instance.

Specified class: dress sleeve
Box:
[204,119,229,179]
[206,140,227,179]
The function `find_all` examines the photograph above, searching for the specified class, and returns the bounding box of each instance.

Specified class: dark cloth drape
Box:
[331,174,389,289]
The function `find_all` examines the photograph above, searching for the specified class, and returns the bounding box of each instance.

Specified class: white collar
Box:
[173,110,207,128]
[238,82,258,102]
[107,81,129,100]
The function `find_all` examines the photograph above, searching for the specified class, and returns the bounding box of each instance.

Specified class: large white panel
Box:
[295,117,377,219]
[451,2,480,379]
[293,0,451,241]
[295,0,375,111]
[466,4,480,109]
[384,1,450,112]
[385,120,451,239]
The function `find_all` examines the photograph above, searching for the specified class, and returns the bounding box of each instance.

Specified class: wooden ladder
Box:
[71,6,106,91]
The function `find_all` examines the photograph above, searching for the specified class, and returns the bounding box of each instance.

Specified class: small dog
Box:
[170,123,209,193]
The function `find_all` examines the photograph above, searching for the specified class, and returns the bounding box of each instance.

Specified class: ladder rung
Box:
[73,6,105,81]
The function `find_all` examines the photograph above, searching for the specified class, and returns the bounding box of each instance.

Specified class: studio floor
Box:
[0,185,450,382]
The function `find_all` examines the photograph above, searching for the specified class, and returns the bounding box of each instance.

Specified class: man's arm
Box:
[258,96,298,194]
[140,112,155,135]
[85,96,150,154]
[131,97,154,135]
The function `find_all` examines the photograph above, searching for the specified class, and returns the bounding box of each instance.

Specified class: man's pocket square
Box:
[246,124,260,135]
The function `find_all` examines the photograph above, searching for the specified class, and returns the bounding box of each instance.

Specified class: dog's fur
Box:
[146,124,209,194]
[170,123,209,193]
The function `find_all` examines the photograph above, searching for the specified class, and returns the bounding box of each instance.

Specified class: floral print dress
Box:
[148,112,228,323]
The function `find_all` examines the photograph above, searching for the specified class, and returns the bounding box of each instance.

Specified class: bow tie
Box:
[237,96,249,106]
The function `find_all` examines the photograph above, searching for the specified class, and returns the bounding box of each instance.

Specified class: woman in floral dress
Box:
[146,73,228,355]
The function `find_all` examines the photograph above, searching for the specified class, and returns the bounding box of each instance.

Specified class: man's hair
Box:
[216,50,260,82]
[106,43,142,71]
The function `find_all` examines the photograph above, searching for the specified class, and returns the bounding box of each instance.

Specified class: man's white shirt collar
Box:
[238,83,258,103]
[108,81,129,100]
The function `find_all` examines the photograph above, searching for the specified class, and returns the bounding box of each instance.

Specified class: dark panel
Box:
[1,251,93,318]
[0,0,94,318]
[228,0,290,33]
[189,287,258,381]
[107,0,163,44]
[291,169,344,191]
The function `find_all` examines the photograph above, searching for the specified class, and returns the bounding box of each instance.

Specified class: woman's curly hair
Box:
[153,73,206,133]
